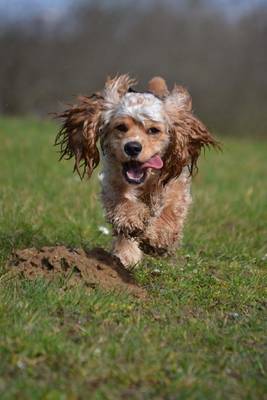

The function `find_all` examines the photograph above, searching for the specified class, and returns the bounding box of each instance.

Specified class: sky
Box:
[1,0,267,22]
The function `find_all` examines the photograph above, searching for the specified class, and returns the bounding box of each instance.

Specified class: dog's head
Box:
[56,75,219,184]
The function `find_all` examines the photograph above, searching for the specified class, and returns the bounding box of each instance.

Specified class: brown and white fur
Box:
[56,75,218,267]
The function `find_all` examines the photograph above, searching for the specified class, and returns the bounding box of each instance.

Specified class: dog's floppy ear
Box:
[55,94,103,179]
[148,76,169,98]
[161,85,219,183]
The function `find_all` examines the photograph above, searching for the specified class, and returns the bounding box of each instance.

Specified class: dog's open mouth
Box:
[122,155,163,184]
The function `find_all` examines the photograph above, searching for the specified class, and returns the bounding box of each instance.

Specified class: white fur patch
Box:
[103,92,165,125]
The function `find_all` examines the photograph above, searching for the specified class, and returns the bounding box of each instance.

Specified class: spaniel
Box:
[56,75,218,267]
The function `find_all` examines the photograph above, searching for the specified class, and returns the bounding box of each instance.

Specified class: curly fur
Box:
[55,75,219,267]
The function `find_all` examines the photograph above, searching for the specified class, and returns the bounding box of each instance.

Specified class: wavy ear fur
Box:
[55,94,103,179]
[161,85,219,184]
[102,74,137,125]
[55,75,135,178]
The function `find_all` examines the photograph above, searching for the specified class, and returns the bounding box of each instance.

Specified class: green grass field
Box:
[0,118,266,400]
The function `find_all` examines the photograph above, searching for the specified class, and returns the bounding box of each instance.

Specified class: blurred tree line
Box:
[0,0,266,136]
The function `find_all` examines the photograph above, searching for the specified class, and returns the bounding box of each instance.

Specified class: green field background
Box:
[0,118,266,399]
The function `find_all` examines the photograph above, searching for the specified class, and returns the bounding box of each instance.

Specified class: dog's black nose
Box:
[124,141,142,157]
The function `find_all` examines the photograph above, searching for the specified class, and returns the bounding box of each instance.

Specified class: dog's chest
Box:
[140,188,165,217]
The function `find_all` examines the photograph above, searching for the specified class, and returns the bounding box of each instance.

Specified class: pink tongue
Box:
[142,155,163,170]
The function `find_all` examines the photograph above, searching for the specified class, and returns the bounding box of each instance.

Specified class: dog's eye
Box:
[148,127,160,134]
[115,124,128,132]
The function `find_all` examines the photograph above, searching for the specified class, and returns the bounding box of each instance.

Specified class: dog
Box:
[55,75,218,267]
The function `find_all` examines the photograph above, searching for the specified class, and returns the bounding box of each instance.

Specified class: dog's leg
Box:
[104,196,149,237]
[112,235,143,267]
[140,171,192,255]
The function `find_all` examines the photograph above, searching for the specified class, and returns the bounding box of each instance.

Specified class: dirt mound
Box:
[7,246,146,298]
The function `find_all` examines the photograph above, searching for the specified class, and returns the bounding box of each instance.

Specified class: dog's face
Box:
[100,90,171,185]
[102,112,170,185]
[56,75,218,183]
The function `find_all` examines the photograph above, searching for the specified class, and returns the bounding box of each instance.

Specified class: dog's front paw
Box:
[139,218,179,256]
[112,236,143,268]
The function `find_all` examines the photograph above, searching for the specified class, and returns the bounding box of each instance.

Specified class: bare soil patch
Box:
[7,246,146,298]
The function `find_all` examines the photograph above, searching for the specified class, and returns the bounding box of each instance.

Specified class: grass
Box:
[0,117,266,400]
